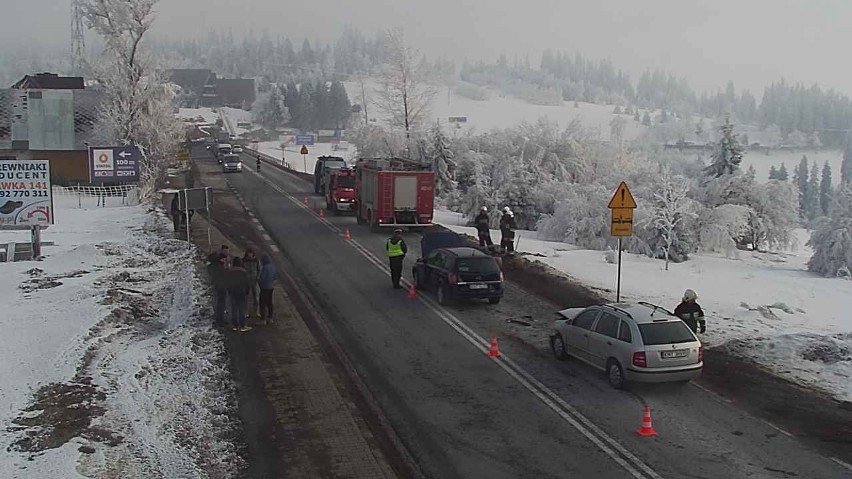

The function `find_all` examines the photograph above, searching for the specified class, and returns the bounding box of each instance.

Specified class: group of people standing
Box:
[207,244,278,331]
[474,206,518,254]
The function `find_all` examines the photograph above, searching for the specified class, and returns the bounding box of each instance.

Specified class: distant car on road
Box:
[551,302,703,388]
[221,154,243,173]
[215,144,232,163]
[412,231,504,305]
[232,145,244,154]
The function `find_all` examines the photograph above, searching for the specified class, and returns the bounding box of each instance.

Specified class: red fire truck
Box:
[354,158,435,232]
[325,167,357,215]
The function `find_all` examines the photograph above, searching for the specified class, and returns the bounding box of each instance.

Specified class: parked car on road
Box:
[221,154,243,173]
[412,231,504,305]
[215,144,232,163]
[232,145,244,154]
[551,302,703,388]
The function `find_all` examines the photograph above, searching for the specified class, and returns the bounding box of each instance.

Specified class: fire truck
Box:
[325,167,357,215]
[354,158,435,232]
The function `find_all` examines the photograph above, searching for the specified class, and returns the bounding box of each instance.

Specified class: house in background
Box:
[0,73,102,185]
[167,69,255,109]
[215,78,256,109]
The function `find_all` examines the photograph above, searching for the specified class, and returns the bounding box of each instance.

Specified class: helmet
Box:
[480,206,488,212]
[683,289,697,301]
[503,206,512,214]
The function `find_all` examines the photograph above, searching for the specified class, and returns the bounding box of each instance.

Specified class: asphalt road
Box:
[219,152,850,479]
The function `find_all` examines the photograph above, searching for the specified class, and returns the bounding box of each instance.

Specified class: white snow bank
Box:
[178,107,218,125]
[254,140,356,174]
[0,205,242,477]
[434,209,852,401]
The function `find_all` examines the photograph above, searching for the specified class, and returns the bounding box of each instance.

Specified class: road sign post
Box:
[300,144,309,173]
[607,181,637,302]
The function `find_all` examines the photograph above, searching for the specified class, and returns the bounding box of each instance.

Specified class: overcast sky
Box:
[2,0,850,95]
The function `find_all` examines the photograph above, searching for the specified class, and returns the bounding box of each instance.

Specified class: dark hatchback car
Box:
[412,231,504,305]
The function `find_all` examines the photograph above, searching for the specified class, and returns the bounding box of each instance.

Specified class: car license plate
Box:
[661,350,688,359]
[469,283,487,290]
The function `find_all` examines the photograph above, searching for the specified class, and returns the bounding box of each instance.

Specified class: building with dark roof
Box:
[11,73,85,90]
[215,78,256,109]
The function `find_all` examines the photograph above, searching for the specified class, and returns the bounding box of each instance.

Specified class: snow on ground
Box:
[177,107,218,125]
[254,140,356,173]
[434,209,852,402]
[344,80,646,140]
[0,196,243,477]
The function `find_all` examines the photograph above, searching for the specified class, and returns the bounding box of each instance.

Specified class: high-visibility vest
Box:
[387,239,405,257]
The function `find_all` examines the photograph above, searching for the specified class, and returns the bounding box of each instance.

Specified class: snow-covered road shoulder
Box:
[1,203,243,478]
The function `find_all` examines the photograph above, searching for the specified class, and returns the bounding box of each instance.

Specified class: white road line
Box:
[690,382,733,404]
[831,457,852,472]
[269,244,280,253]
[243,166,662,479]
[261,233,272,241]
[760,419,794,438]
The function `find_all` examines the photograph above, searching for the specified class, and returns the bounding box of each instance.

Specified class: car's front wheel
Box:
[551,334,569,361]
[437,282,450,305]
[606,359,626,389]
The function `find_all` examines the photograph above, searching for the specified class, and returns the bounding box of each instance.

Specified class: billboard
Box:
[295,134,315,145]
[0,159,53,226]
[88,146,141,183]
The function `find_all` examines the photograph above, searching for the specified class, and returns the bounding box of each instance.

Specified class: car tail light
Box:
[448,273,458,285]
[698,346,703,363]
[632,351,647,368]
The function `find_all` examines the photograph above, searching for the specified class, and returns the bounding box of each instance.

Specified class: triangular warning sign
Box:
[608,181,637,209]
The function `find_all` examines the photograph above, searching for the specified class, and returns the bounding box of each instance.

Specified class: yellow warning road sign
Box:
[300,145,309,155]
[608,181,637,209]
[610,208,634,237]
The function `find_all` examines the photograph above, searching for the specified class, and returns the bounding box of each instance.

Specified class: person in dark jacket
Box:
[474,206,494,250]
[207,252,228,325]
[674,289,705,334]
[386,229,408,289]
[228,257,253,332]
[499,207,517,254]
[258,255,278,324]
[243,247,260,319]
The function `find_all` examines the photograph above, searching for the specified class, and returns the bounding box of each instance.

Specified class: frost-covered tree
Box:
[704,116,745,177]
[763,124,783,148]
[809,131,822,150]
[252,85,289,128]
[376,28,438,139]
[820,161,833,216]
[429,124,456,196]
[786,130,808,148]
[81,0,182,199]
[536,184,612,250]
[777,162,789,181]
[697,204,751,256]
[808,185,852,278]
[804,162,821,220]
[793,155,809,215]
[609,115,627,148]
[328,80,352,129]
[647,170,696,269]
[842,135,852,185]
[768,165,779,180]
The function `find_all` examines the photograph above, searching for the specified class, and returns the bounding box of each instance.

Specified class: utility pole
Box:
[71,0,86,75]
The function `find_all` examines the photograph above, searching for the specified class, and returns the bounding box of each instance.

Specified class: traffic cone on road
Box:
[406,283,417,299]
[486,334,501,358]
[636,406,658,437]
[343,228,352,240]
[319,208,325,219]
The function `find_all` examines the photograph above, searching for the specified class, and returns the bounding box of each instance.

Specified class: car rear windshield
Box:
[455,257,499,274]
[638,322,695,345]
[336,176,355,188]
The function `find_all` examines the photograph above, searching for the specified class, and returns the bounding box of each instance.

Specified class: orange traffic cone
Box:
[302,195,308,205]
[343,228,352,240]
[486,334,501,357]
[406,283,417,299]
[636,406,658,437]
[319,208,325,219]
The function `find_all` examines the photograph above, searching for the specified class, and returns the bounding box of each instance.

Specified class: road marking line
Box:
[691,382,732,404]
[760,419,793,438]
[269,244,280,253]
[244,166,662,479]
[261,233,272,241]
[831,457,852,472]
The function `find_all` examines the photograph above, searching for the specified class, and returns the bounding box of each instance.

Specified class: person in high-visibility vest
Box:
[386,229,408,289]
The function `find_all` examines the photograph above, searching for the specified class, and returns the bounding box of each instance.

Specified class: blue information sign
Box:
[88,146,141,183]
[295,135,315,146]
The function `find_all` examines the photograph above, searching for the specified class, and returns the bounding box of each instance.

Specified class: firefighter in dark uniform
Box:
[474,206,494,250]
[674,289,705,334]
[386,229,408,289]
[499,207,517,254]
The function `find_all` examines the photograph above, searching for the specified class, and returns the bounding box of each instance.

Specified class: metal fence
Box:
[52,185,141,209]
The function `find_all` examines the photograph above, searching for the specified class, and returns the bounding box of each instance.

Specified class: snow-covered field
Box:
[344,80,646,141]
[741,148,844,186]
[435,210,852,402]
[0,197,242,477]
[254,140,356,173]
[177,108,218,125]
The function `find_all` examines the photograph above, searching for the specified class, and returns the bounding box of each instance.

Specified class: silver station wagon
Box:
[551,302,703,388]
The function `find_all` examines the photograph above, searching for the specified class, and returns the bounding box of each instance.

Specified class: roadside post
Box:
[0,159,54,262]
[607,181,637,302]
[300,144,309,173]
[182,187,212,248]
